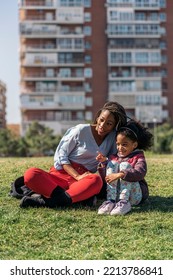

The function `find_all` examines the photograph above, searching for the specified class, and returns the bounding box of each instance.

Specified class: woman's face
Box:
[96,110,116,137]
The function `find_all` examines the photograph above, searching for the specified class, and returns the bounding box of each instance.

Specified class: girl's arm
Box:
[96,152,108,164]
[121,155,147,182]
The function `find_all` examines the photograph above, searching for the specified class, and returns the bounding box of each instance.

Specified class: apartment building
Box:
[0,80,6,129]
[18,0,172,135]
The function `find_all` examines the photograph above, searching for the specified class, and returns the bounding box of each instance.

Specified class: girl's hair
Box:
[94,101,127,130]
[117,120,153,150]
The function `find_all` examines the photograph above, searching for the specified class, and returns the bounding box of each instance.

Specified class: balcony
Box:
[21,44,56,52]
[107,29,161,38]
[106,1,160,10]
[18,0,56,8]
[58,27,83,37]
[21,86,85,94]
[20,28,57,37]
[108,93,136,108]
[22,58,57,66]
[23,14,56,22]
[20,93,85,110]
[56,7,84,24]
[109,71,161,80]
[22,72,85,81]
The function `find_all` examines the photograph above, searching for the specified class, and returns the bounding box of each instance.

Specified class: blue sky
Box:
[0,1,20,123]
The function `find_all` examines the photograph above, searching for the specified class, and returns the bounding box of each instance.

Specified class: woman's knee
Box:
[88,174,103,192]
[24,167,43,185]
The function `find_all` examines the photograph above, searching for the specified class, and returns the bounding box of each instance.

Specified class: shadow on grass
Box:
[134,195,173,213]
[71,195,173,213]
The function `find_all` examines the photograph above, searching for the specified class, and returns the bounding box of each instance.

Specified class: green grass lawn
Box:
[0,155,173,260]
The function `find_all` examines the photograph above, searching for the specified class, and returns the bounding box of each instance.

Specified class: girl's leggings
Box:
[106,161,142,205]
[24,162,102,203]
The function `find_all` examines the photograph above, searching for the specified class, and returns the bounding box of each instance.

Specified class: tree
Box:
[16,137,30,157]
[0,128,20,156]
[25,122,61,156]
[154,122,173,153]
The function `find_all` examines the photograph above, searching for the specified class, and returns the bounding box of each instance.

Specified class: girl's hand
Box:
[96,152,107,162]
[105,172,124,183]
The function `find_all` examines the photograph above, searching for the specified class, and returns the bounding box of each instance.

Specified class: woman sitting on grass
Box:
[97,119,153,215]
[13,102,127,208]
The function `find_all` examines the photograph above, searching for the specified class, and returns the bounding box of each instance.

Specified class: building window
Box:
[160,0,166,8]
[109,81,135,92]
[84,82,92,92]
[84,26,92,36]
[60,111,71,120]
[59,68,71,77]
[136,95,161,105]
[161,69,167,78]
[160,41,167,49]
[84,68,92,77]
[161,54,167,64]
[160,12,166,21]
[84,12,91,22]
[143,80,161,91]
[85,111,92,121]
[85,41,91,49]
[160,27,166,35]
[85,55,91,63]
[46,111,54,121]
[85,97,93,106]
[135,13,146,21]
[150,52,160,63]
[58,0,83,6]
[84,0,91,7]
[75,68,83,77]
[110,52,131,64]
[135,52,148,63]
[46,69,54,77]
[76,111,84,120]
[75,38,83,49]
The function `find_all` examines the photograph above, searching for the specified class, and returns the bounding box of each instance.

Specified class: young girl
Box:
[97,120,153,215]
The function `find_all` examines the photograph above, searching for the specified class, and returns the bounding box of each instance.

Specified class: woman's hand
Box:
[75,172,92,181]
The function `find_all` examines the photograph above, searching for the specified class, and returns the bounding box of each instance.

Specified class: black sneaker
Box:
[77,195,97,207]
[20,195,46,208]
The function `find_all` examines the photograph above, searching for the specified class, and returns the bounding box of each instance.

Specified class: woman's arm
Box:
[54,126,79,169]
[62,164,90,181]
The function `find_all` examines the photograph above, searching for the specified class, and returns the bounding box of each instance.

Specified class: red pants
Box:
[24,163,102,203]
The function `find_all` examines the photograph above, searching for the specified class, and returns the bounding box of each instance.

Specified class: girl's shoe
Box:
[98,200,115,215]
[110,200,131,215]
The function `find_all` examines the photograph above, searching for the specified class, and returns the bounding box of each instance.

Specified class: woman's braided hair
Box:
[94,101,127,130]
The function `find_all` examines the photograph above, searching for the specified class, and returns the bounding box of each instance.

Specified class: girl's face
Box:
[116,133,138,157]
[96,110,116,137]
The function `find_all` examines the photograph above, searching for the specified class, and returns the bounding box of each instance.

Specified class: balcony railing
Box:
[106,1,160,9]
[107,30,160,36]
[18,0,55,7]
[20,29,57,35]
[22,86,85,93]
[23,73,84,79]
[108,44,160,49]
[24,15,56,21]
